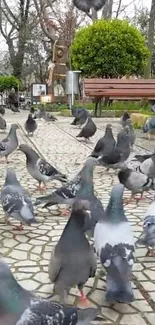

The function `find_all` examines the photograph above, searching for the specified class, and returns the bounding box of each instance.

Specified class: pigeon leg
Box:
[148,247,155,257]
[13,223,24,231]
[5,156,9,164]
[36,182,47,191]
[4,215,10,225]
[77,288,90,307]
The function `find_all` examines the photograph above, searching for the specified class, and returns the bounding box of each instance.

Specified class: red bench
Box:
[84,78,155,116]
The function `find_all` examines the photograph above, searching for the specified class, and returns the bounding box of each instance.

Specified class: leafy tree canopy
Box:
[0,76,20,92]
[70,19,149,78]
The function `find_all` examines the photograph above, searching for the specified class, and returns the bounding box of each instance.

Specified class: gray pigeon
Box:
[137,201,155,256]
[24,114,37,136]
[43,112,58,122]
[48,200,97,306]
[76,117,97,142]
[0,115,6,132]
[137,152,155,179]
[73,0,106,12]
[1,167,37,231]
[34,105,46,120]
[142,117,155,140]
[0,123,19,163]
[120,112,130,127]
[91,124,116,158]
[132,153,152,163]
[0,258,98,325]
[19,144,67,190]
[98,126,131,170]
[71,108,89,127]
[76,157,105,234]
[0,105,5,115]
[94,184,135,303]
[125,119,136,148]
[34,157,93,215]
[118,167,154,203]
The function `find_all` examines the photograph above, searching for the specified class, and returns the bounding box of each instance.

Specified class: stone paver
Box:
[1,111,155,324]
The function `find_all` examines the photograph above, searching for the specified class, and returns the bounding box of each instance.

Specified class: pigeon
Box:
[137,201,155,256]
[94,184,135,303]
[90,124,116,158]
[43,111,58,122]
[24,114,37,136]
[76,157,105,234]
[73,0,106,13]
[0,105,5,115]
[76,117,97,142]
[132,153,152,163]
[34,157,93,215]
[0,258,98,325]
[18,144,67,190]
[142,117,155,140]
[0,123,19,163]
[48,199,97,306]
[151,103,155,113]
[33,105,46,119]
[125,119,136,148]
[98,126,131,170]
[118,167,154,203]
[1,167,37,231]
[71,108,89,127]
[0,115,6,132]
[136,152,155,179]
[120,112,130,127]
[11,105,20,113]
[30,106,36,115]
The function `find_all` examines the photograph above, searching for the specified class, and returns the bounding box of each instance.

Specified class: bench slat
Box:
[85,89,155,97]
[85,84,155,89]
[84,78,155,84]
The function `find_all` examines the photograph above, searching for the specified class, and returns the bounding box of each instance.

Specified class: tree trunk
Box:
[91,9,98,20]
[102,0,113,18]
[144,0,155,78]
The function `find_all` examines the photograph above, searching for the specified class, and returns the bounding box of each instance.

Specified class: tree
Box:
[144,0,155,77]
[70,19,149,78]
[0,75,20,92]
[0,0,31,79]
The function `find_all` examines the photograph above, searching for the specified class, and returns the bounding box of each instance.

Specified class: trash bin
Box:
[66,70,81,108]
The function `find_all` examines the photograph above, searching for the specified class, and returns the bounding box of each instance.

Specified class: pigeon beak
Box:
[86,209,91,219]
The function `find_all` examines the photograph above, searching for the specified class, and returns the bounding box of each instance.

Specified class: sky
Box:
[0,0,152,53]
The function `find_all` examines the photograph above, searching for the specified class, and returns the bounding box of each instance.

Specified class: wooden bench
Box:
[84,78,155,116]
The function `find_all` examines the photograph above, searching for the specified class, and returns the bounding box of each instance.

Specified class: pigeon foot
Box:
[36,184,47,191]
[4,217,10,225]
[60,208,71,216]
[13,224,24,231]
[77,295,90,307]
[148,248,155,257]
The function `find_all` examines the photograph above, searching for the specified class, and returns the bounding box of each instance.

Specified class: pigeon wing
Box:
[48,248,62,283]
[38,159,58,177]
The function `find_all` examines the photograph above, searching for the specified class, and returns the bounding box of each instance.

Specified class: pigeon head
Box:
[71,199,92,228]
[105,183,127,222]
[18,144,38,162]
[5,167,19,185]
[122,112,130,121]
[8,124,19,136]
[106,124,112,130]
[28,113,33,119]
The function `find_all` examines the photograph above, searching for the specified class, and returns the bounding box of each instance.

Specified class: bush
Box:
[70,19,149,77]
[0,76,20,92]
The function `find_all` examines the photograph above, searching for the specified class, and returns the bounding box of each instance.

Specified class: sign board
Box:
[40,95,53,103]
[31,83,48,104]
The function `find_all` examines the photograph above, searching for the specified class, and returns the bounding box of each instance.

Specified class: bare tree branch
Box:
[3,0,19,25]
[115,0,122,18]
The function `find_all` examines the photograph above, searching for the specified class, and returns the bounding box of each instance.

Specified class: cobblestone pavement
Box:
[1,111,155,324]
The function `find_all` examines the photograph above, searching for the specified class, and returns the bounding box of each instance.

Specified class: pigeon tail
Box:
[77,308,99,325]
[34,193,57,207]
[105,184,127,222]
[106,256,134,303]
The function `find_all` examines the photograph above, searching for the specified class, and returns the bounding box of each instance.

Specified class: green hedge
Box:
[0,76,20,92]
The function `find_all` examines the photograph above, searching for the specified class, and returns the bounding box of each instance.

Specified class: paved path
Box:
[1,111,155,324]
